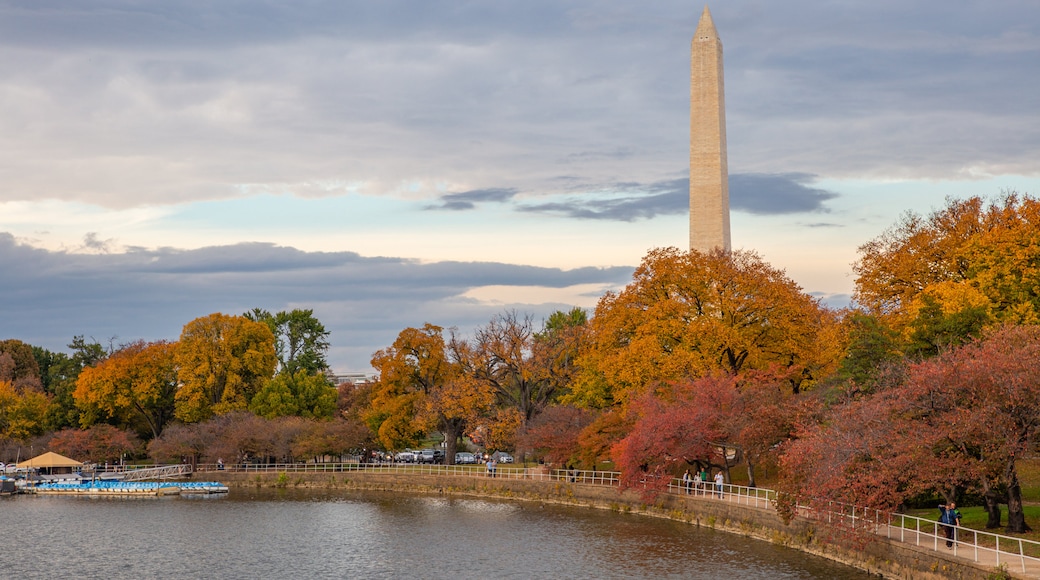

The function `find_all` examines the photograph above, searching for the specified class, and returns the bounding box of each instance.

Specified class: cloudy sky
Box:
[2,1,1038,373]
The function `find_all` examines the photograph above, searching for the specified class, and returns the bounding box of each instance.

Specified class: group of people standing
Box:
[681,469,726,498]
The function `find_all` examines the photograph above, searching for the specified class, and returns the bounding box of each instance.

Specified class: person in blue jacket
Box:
[938,501,962,548]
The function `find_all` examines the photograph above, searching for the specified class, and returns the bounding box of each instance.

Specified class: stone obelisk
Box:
[689,6,731,253]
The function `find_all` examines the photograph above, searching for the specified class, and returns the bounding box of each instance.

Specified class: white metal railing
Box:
[194,461,620,485]
[666,477,776,510]
[792,498,1040,576]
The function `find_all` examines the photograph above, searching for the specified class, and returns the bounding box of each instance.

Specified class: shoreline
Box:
[210,470,996,579]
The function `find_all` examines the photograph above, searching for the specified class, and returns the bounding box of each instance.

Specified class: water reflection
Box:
[2,489,870,579]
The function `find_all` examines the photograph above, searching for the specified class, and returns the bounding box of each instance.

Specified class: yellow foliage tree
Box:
[568,247,840,409]
[854,193,1040,350]
[174,313,277,423]
[74,340,178,439]
[0,379,52,440]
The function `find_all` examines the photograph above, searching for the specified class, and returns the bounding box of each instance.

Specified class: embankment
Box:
[211,471,999,580]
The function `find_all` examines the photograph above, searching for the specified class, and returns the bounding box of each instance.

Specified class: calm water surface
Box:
[2,488,870,579]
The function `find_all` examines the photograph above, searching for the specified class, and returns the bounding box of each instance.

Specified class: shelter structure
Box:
[17,451,84,475]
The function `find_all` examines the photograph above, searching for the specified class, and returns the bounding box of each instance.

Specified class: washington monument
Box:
[689,6,731,253]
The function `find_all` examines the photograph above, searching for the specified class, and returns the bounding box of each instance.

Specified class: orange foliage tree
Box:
[367,324,493,462]
[569,247,840,411]
[74,340,178,439]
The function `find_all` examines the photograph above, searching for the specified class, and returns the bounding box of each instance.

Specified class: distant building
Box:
[329,372,376,387]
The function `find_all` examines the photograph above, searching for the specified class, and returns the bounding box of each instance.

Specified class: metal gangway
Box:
[118,464,193,481]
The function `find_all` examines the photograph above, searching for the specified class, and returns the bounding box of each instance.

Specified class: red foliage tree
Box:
[612,376,739,495]
[516,405,594,467]
[49,424,142,464]
[781,325,1040,533]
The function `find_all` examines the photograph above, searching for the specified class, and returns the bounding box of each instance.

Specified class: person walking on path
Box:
[682,470,693,495]
[699,469,708,495]
[938,502,962,548]
[486,458,494,478]
[714,471,725,498]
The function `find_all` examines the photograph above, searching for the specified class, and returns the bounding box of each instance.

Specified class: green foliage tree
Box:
[245,308,332,375]
[32,337,109,430]
[250,370,337,420]
[836,311,904,393]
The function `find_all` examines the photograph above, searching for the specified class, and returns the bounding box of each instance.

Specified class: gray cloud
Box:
[426,188,519,211]
[518,173,837,221]
[0,1,1036,211]
[0,233,632,371]
[728,173,838,215]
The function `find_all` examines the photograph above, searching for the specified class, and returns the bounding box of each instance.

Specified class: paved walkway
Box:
[702,487,1040,579]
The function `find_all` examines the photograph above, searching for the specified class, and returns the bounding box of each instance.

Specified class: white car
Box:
[455,452,477,464]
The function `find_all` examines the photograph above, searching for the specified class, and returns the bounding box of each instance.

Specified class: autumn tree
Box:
[516,404,594,467]
[467,311,570,427]
[782,325,1040,533]
[174,313,277,422]
[612,375,740,494]
[147,421,211,465]
[0,339,42,391]
[569,247,840,410]
[35,336,110,429]
[367,324,493,463]
[777,393,932,516]
[74,340,178,439]
[854,193,1040,352]
[292,418,373,462]
[0,379,52,440]
[50,424,142,464]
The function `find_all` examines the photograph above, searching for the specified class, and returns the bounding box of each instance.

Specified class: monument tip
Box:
[695,6,718,40]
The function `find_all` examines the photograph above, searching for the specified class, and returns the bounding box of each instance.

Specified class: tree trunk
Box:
[1006,459,1032,533]
[981,478,1002,529]
[745,454,757,488]
[441,420,465,466]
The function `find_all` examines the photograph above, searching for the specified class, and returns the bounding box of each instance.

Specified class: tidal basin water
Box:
[2,488,871,579]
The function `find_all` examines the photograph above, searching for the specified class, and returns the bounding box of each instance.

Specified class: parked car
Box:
[491,452,514,464]
[395,451,416,463]
[417,449,444,464]
[455,452,476,464]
